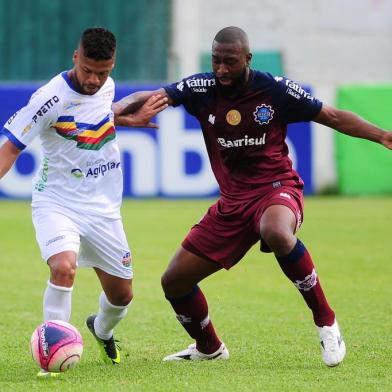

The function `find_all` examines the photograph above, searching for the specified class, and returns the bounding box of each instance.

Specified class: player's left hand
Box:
[381,131,392,150]
[115,94,168,128]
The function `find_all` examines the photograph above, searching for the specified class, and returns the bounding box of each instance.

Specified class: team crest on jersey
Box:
[226,110,241,126]
[253,104,274,125]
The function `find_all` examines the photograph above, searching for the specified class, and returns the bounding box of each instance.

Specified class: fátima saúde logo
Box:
[253,104,274,125]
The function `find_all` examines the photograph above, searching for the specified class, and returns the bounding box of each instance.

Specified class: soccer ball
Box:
[30,320,83,372]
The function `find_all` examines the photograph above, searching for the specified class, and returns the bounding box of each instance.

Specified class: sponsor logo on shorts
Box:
[226,109,241,126]
[121,251,131,268]
[279,192,291,200]
[45,235,65,246]
[294,268,317,291]
[253,104,274,125]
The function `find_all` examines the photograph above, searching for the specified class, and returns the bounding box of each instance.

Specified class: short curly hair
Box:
[80,27,116,60]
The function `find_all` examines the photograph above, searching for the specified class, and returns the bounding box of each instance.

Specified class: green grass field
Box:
[0,197,391,392]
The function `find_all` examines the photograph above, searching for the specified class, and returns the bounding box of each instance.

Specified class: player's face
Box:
[212,40,251,94]
[72,48,115,95]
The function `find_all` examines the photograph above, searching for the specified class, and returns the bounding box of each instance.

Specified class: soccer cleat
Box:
[86,315,121,364]
[37,369,60,378]
[317,319,346,367]
[163,342,229,361]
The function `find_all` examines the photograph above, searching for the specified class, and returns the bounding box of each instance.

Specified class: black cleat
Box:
[86,315,121,364]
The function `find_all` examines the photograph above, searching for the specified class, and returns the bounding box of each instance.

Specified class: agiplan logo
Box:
[71,160,121,179]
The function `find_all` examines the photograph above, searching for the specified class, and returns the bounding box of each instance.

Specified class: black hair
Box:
[80,27,116,60]
[214,26,249,51]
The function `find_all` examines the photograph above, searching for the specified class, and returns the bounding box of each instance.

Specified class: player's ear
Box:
[246,52,252,66]
[72,50,78,65]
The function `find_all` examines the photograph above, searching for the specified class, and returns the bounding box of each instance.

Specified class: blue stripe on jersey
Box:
[57,115,75,122]
[55,115,111,132]
[0,127,26,150]
[76,114,111,131]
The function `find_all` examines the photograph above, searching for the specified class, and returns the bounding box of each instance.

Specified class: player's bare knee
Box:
[120,289,133,306]
[161,272,181,296]
[109,287,133,306]
[161,273,193,298]
[49,260,76,286]
[260,226,295,255]
[161,271,172,294]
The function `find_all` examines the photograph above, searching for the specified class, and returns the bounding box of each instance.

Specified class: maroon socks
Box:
[276,239,335,327]
[166,286,222,354]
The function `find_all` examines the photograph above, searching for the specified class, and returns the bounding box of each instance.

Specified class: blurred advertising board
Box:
[0,84,314,198]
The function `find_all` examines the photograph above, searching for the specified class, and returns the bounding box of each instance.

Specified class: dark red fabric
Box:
[167,286,222,354]
[277,240,335,327]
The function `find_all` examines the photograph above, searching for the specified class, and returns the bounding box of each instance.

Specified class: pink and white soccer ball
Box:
[30,320,83,372]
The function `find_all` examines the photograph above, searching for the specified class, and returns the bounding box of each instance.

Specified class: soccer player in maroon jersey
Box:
[116,26,392,366]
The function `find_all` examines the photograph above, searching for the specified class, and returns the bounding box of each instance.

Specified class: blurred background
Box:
[0,0,392,198]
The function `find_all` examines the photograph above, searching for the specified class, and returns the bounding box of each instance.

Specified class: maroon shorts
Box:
[182,181,304,269]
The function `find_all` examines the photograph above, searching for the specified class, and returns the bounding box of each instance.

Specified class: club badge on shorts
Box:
[121,251,131,268]
[226,109,241,126]
[253,104,274,125]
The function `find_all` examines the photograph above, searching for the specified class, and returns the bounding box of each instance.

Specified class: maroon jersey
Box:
[164,70,322,201]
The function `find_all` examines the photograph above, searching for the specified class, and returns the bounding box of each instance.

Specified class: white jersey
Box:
[2,72,123,218]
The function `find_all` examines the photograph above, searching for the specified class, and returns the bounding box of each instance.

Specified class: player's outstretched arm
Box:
[0,140,21,179]
[314,104,392,149]
[113,89,171,128]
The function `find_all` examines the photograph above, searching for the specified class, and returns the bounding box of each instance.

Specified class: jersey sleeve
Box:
[163,74,211,116]
[163,78,195,113]
[272,76,322,124]
[1,88,60,150]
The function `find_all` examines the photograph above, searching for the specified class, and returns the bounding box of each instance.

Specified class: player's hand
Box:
[115,94,168,128]
[381,130,392,150]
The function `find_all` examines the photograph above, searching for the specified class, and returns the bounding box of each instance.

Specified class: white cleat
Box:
[163,342,229,361]
[317,319,346,367]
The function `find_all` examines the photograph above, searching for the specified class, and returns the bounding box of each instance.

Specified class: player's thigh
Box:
[32,207,80,261]
[162,246,222,290]
[182,203,259,270]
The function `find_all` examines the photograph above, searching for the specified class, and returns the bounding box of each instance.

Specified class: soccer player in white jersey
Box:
[0,27,167,377]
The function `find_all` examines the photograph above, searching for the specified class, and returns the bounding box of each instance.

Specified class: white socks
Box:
[43,280,73,321]
[94,291,129,340]
[43,283,129,340]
